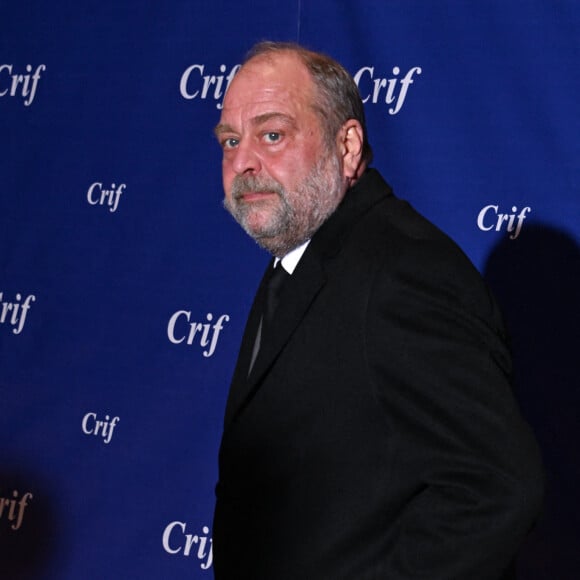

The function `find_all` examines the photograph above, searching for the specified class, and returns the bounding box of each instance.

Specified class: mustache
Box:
[231,175,286,200]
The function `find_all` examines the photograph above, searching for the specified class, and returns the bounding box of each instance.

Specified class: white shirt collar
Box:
[274,239,310,274]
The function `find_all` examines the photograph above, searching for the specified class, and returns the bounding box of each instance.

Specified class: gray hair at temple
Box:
[244,41,374,166]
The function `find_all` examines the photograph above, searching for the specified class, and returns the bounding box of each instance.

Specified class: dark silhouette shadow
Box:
[0,469,57,579]
[484,223,580,580]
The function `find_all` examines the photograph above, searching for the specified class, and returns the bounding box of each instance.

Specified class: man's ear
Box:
[338,120,364,179]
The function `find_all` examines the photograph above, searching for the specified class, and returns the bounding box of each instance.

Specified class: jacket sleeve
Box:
[366,236,544,579]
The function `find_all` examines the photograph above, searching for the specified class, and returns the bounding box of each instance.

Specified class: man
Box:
[212,41,543,579]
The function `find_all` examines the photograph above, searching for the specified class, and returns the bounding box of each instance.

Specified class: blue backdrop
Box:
[1,1,578,578]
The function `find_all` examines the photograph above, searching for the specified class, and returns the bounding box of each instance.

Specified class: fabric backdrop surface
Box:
[1,1,578,578]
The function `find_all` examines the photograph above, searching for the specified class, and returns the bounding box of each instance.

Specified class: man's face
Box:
[215,52,347,257]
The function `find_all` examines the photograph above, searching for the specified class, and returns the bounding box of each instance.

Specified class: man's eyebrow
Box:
[214,112,297,137]
[214,122,235,137]
[252,112,297,127]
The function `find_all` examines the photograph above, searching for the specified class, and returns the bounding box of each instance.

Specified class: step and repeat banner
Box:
[1,2,578,578]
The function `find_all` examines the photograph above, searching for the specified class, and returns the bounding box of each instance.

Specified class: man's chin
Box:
[243,221,280,241]
[239,207,282,235]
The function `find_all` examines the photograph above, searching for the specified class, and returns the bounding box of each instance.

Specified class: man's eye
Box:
[263,132,281,144]
[222,137,239,149]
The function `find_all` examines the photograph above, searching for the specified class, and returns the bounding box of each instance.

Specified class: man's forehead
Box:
[218,56,315,128]
[224,53,312,103]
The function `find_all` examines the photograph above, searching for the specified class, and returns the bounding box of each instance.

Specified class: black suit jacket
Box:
[213,169,543,579]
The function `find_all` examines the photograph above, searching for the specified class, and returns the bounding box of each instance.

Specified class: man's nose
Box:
[231,140,262,175]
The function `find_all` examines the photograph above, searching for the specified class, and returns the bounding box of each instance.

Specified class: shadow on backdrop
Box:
[0,469,56,580]
[484,224,580,580]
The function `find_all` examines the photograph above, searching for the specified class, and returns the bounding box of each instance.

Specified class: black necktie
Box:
[264,262,290,328]
[248,262,290,374]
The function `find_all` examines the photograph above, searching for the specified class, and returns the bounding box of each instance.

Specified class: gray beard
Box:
[224,153,344,257]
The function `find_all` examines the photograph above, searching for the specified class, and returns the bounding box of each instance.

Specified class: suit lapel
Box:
[249,255,325,383]
[224,258,275,425]
[224,254,326,428]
